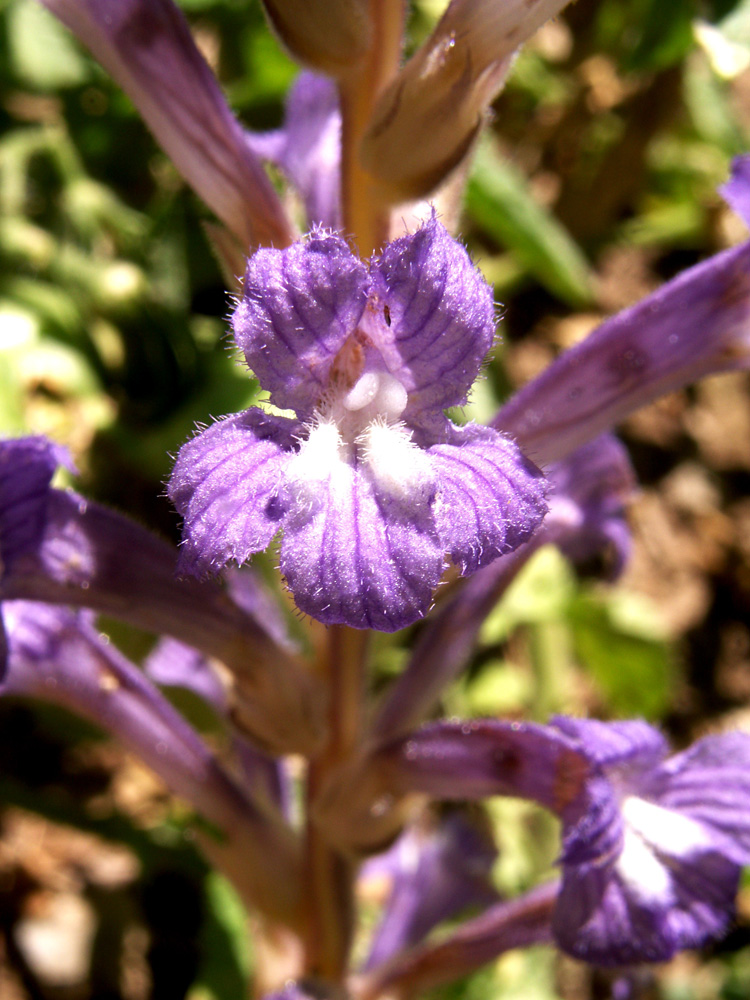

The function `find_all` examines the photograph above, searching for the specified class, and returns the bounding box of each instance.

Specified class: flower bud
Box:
[260,0,371,76]
[361,0,572,200]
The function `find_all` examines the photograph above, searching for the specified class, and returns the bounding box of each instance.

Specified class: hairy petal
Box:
[429,423,547,574]
[169,409,298,576]
[233,233,369,415]
[365,217,496,425]
[280,461,443,631]
[42,0,292,249]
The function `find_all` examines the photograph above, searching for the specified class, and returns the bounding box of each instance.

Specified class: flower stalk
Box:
[338,0,405,255]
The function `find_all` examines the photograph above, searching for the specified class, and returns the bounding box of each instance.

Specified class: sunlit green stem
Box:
[529,619,572,721]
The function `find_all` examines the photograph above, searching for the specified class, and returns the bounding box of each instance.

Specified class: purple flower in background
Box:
[169,217,547,631]
[319,714,750,969]
[0,436,71,573]
[0,436,72,673]
[551,718,750,965]
[248,72,342,231]
[362,808,498,971]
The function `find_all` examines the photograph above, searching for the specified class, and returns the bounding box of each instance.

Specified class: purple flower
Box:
[169,217,547,631]
[0,434,323,755]
[319,714,750,967]
[362,808,498,971]
[248,72,342,231]
[494,157,750,467]
[551,717,750,965]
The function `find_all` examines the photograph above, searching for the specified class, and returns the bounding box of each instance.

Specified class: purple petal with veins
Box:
[280,453,443,631]
[232,232,369,417]
[366,215,496,429]
[428,423,547,574]
[169,409,298,576]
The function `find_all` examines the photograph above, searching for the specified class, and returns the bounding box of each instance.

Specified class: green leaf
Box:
[481,546,576,645]
[462,660,534,716]
[568,591,674,718]
[7,0,89,89]
[467,138,594,308]
[626,0,696,71]
[189,873,251,1000]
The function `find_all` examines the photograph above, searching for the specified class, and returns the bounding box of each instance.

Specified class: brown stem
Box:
[303,626,370,982]
[339,0,404,257]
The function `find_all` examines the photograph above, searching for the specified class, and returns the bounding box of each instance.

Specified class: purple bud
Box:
[494,156,750,465]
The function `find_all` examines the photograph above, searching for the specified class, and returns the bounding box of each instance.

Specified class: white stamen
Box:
[375,372,409,421]
[341,371,408,424]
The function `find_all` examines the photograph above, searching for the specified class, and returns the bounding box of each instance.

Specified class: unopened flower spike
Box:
[169,216,547,631]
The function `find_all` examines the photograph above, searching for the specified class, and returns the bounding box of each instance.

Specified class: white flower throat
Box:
[287,343,435,503]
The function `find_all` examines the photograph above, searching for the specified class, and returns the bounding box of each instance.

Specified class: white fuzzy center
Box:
[287,369,434,502]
